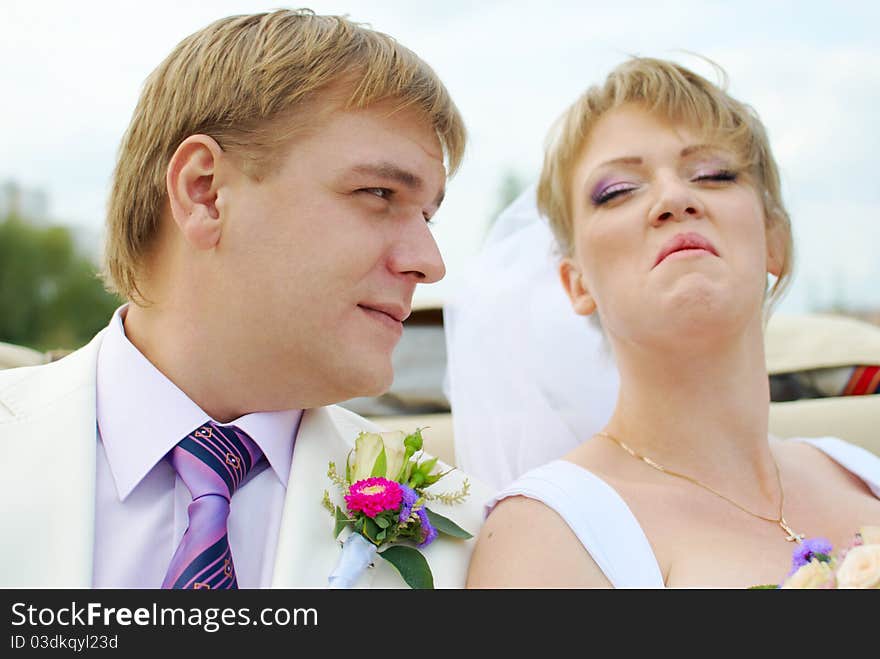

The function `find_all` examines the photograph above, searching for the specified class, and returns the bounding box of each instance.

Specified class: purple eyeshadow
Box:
[590,176,615,204]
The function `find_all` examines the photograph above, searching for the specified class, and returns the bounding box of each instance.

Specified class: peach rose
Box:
[781,559,836,589]
[836,544,880,589]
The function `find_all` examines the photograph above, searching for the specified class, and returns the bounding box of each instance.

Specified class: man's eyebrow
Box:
[351,162,423,190]
[350,161,445,209]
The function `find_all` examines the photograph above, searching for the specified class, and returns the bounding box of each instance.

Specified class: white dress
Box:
[487,437,880,587]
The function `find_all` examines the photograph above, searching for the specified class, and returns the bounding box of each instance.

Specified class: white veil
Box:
[444,185,619,491]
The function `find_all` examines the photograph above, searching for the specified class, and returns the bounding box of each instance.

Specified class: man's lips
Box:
[654,232,720,268]
[357,303,410,324]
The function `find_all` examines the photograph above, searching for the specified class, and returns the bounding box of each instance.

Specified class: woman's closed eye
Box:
[591,181,639,206]
[692,169,738,184]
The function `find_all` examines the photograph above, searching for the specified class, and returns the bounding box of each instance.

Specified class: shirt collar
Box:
[96,305,302,501]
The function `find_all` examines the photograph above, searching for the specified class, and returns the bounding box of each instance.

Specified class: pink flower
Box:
[345,477,404,518]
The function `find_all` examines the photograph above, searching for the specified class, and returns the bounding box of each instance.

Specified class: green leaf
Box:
[377,530,386,541]
[363,517,381,544]
[375,515,390,529]
[418,456,439,476]
[747,584,780,589]
[334,506,355,538]
[371,445,387,478]
[403,459,416,484]
[425,508,472,539]
[345,449,353,484]
[378,545,434,589]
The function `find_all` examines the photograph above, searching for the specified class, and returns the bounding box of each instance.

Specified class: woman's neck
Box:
[604,316,779,496]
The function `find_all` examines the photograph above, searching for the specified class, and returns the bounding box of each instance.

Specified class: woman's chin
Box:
[648,284,757,342]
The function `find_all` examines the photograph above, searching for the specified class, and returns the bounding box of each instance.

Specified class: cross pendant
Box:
[779,518,805,543]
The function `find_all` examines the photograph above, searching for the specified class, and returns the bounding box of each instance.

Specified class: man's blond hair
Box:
[537,57,794,310]
[105,9,466,302]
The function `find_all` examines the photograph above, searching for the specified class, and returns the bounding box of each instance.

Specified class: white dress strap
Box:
[487,460,664,588]
[794,436,880,497]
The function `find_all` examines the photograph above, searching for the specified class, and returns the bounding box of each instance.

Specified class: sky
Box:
[1,0,878,314]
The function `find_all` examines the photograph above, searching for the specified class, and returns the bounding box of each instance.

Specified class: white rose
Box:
[350,431,409,482]
[836,545,880,589]
[350,432,385,482]
[380,431,408,481]
[781,559,836,589]
[858,526,880,546]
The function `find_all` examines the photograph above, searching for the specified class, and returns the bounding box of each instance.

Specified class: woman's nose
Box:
[649,177,705,226]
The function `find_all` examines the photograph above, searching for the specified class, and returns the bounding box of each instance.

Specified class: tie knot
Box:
[168,421,263,500]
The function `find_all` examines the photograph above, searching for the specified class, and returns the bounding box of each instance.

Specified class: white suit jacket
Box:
[0,331,492,588]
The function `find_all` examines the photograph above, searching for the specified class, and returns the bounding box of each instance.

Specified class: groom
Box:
[0,9,488,588]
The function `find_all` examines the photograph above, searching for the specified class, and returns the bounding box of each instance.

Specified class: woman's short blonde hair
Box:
[104,9,466,302]
[536,57,793,310]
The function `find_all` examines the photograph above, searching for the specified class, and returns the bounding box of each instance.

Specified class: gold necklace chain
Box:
[596,431,805,544]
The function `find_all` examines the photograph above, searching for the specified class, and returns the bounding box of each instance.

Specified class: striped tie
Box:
[161,421,263,589]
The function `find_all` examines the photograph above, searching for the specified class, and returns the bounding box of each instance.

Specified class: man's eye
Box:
[362,187,391,199]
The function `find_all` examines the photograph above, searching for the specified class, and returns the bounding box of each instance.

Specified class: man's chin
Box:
[339,356,395,401]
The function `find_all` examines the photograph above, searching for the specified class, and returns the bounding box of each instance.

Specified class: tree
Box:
[0,214,121,351]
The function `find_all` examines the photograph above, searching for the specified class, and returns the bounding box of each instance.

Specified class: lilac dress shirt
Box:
[93,306,302,588]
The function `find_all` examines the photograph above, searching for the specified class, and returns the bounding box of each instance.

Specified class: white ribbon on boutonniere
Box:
[323,429,472,589]
[327,533,376,588]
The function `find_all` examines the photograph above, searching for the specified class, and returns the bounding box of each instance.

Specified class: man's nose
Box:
[390,215,446,284]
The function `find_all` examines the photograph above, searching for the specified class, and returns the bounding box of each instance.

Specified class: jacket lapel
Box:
[271,405,379,587]
[0,333,103,587]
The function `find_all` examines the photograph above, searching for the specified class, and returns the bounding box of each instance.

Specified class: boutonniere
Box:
[749,526,880,589]
[322,428,472,589]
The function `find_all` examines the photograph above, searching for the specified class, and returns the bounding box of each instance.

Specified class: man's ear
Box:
[765,217,786,278]
[560,257,597,316]
[166,135,225,250]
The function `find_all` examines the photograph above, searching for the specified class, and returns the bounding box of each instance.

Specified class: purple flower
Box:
[790,537,833,574]
[416,507,438,548]
[398,484,419,523]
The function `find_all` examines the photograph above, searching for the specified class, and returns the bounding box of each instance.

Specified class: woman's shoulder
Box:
[782,435,880,496]
[472,458,664,588]
[483,460,613,561]
[468,461,618,587]
[468,490,613,587]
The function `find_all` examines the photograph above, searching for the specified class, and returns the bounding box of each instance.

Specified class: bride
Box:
[466,57,880,587]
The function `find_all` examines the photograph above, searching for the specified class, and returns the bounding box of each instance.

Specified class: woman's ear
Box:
[560,257,597,316]
[765,218,786,278]
[166,134,225,250]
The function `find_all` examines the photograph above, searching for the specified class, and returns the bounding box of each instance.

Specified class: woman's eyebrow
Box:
[593,156,642,170]
[679,144,727,158]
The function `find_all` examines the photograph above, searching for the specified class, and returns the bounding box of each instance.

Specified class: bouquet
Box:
[752,526,880,589]
[323,428,472,589]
